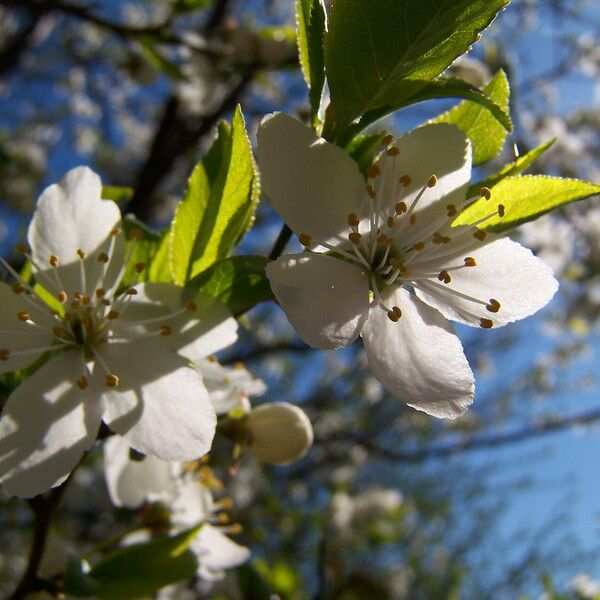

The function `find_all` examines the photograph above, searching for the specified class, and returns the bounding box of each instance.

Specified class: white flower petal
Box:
[100,341,216,461]
[27,166,124,296]
[257,113,365,242]
[266,252,369,349]
[380,124,471,218]
[0,282,56,374]
[103,436,178,509]
[192,524,250,580]
[113,283,238,361]
[414,237,559,328]
[362,288,474,419]
[0,351,102,497]
[170,479,214,527]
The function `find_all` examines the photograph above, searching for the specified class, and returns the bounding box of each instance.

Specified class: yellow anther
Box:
[16,243,28,254]
[76,375,89,390]
[412,242,425,251]
[53,326,66,338]
[227,523,243,535]
[160,325,172,336]
[381,134,394,146]
[480,318,494,329]
[377,234,392,246]
[349,232,363,244]
[497,204,505,218]
[0,349,9,361]
[208,354,218,363]
[367,164,381,178]
[134,262,146,273]
[77,249,86,260]
[219,496,234,509]
[387,306,402,322]
[125,288,137,296]
[234,362,245,370]
[216,512,230,524]
[446,204,457,217]
[486,298,501,313]
[347,213,360,227]
[11,283,25,294]
[366,185,376,199]
[17,311,30,322]
[298,233,312,246]
[409,214,417,225]
[95,288,106,298]
[49,255,59,268]
[427,174,438,187]
[97,252,109,263]
[129,228,142,241]
[399,175,412,187]
[432,232,451,244]
[387,216,395,228]
[390,258,405,270]
[81,295,90,305]
[480,187,492,200]
[186,300,197,312]
[105,373,119,388]
[101,299,110,306]
[107,310,120,320]
[386,146,400,156]
[110,227,122,236]
[464,257,477,267]
[395,201,407,215]
[57,291,68,303]
[437,270,451,284]
[473,230,487,242]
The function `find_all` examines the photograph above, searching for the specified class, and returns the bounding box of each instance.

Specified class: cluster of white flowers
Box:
[258,114,558,418]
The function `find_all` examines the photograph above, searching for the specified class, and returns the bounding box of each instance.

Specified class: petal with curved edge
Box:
[0,350,102,497]
[111,283,238,361]
[257,113,365,242]
[27,167,124,297]
[375,124,472,221]
[266,252,369,349]
[192,524,251,581]
[100,341,216,461]
[414,237,559,328]
[0,282,56,374]
[362,288,474,419]
[103,436,178,509]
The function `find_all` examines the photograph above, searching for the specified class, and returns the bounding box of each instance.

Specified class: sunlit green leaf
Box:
[188,255,271,314]
[323,0,509,139]
[296,0,327,125]
[429,70,511,164]
[455,175,600,233]
[468,139,556,195]
[64,526,201,599]
[102,186,134,205]
[170,106,259,285]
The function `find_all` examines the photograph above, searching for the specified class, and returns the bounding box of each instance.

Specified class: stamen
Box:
[386,306,402,322]
[298,233,312,247]
[409,214,417,225]
[49,255,59,268]
[17,311,30,322]
[105,373,119,388]
[11,283,25,294]
[497,204,505,218]
[186,301,197,312]
[77,249,86,260]
[386,147,400,156]
[110,227,122,236]
[480,187,492,200]
[16,243,28,254]
[395,201,407,214]
[427,174,438,187]
[160,325,172,336]
[349,232,362,244]
[464,257,477,267]
[381,134,394,146]
[412,242,426,251]
[76,375,89,390]
[107,310,120,320]
[387,216,395,228]
[366,185,376,199]
[437,270,451,284]
[446,204,457,217]
[97,252,109,263]
[473,230,487,241]
[399,175,411,187]
[129,228,142,241]
[134,262,146,273]
[367,164,381,178]
[58,291,68,303]
[480,318,494,329]
[347,213,360,227]
[0,349,9,360]
[486,298,501,313]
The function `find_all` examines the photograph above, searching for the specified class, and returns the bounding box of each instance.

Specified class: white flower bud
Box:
[245,402,313,465]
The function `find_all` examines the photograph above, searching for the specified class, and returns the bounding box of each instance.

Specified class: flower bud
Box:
[245,403,313,465]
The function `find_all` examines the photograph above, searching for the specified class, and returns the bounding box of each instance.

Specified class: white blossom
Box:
[104,437,250,581]
[257,114,558,418]
[0,167,238,497]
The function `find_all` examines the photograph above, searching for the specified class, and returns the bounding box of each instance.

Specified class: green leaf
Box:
[346,133,384,177]
[147,230,172,283]
[170,106,259,285]
[102,186,134,204]
[431,70,511,164]
[120,216,170,288]
[188,255,271,314]
[468,139,555,195]
[65,527,201,599]
[296,0,327,126]
[455,175,600,233]
[323,0,509,138]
